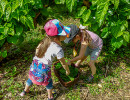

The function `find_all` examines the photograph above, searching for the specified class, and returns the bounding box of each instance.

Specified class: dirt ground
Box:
[0,49,130,100]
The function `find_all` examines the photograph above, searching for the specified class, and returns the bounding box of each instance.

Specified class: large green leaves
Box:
[123,31,129,42]
[111,37,124,48]
[66,0,77,12]
[25,15,34,29]
[77,6,87,17]
[101,27,109,38]
[12,0,20,12]
[20,16,26,25]
[82,9,91,22]
[92,0,99,6]
[0,0,8,14]
[7,35,18,44]
[111,20,128,38]
[96,0,109,26]
[16,25,23,36]
[5,4,11,21]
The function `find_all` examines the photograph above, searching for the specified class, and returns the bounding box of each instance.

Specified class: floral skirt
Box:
[29,59,51,86]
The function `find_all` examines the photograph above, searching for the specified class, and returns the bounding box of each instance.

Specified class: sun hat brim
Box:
[64,24,79,43]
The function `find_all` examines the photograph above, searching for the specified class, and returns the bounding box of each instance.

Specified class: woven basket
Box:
[53,61,80,87]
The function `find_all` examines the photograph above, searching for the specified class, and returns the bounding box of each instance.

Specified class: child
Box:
[64,24,103,82]
[20,19,70,100]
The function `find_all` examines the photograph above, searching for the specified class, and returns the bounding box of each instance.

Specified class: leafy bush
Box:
[0,0,51,58]
[0,0,129,59]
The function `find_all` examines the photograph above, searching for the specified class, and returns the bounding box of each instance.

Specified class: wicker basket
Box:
[53,61,80,87]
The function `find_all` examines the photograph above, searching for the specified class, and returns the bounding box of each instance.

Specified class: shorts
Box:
[26,78,53,89]
[85,45,103,60]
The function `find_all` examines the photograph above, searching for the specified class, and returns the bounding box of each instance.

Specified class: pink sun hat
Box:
[44,19,71,37]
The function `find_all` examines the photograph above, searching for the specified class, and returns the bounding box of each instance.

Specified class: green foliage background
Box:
[0,0,129,58]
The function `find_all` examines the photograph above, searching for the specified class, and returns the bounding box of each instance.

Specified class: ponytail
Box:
[80,29,92,43]
[35,36,51,58]
[35,35,60,58]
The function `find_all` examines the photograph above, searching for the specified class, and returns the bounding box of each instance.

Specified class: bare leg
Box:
[47,89,53,99]
[75,56,87,66]
[89,60,96,75]
[20,83,31,96]
[24,84,31,92]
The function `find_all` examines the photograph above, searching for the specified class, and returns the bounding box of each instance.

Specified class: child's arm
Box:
[68,41,88,64]
[59,57,70,75]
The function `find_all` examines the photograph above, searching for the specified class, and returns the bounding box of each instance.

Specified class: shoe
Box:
[87,75,94,82]
[20,91,30,97]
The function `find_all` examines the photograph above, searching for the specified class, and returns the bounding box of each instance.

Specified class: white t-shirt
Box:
[33,42,64,66]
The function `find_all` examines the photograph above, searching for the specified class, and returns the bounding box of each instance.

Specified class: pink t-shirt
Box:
[86,30,103,49]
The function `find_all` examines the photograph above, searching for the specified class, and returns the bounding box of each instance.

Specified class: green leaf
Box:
[111,37,123,48]
[123,39,127,46]
[19,0,23,7]
[0,34,7,40]
[0,39,5,47]
[3,27,9,35]
[0,26,4,33]
[111,26,123,38]
[8,27,15,36]
[123,31,129,42]
[6,22,12,28]
[101,32,109,38]
[123,20,128,28]
[111,21,127,38]
[92,0,99,6]
[0,4,3,17]
[12,0,20,12]
[28,10,35,17]
[17,35,24,44]
[20,16,26,25]
[82,9,91,22]
[92,23,99,31]
[7,36,18,44]
[55,0,65,4]
[5,4,11,21]
[111,0,119,10]
[12,10,20,21]
[77,6,87,17]
[25,15,34,29]
[16,25,23,36]
[2,50,7,58]
[0,0,8,13]
[66,0,77,12]
[96,0,109,26]
[101,27,109,38]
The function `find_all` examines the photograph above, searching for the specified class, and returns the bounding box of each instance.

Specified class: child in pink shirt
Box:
[64,24,103,82]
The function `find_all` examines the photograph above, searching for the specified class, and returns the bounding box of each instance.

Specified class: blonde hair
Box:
[76,29,92,43]
[35,35,60,58]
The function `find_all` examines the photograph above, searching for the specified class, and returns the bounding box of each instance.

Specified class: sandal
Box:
[20,91,30,97]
